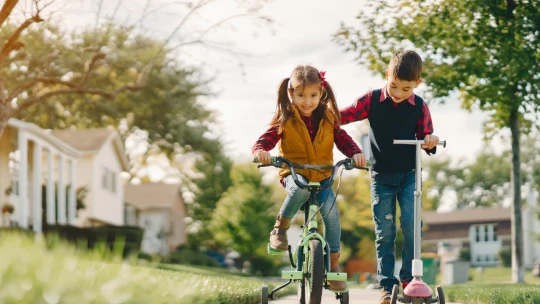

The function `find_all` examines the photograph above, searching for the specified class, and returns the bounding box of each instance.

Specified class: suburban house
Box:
[0,119,81,231]
[423,190,540,268]
[124,182,187,255]
[51,129,129,227]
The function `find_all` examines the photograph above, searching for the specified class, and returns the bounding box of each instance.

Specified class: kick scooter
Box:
[391,139,446,304]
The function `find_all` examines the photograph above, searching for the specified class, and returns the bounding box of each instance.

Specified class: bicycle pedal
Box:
[326,272,347,281]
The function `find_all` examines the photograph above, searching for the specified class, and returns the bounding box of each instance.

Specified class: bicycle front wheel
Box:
[306,239,324,304]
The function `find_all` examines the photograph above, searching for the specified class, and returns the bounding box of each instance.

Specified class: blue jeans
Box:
[280,174,341,253]
[370,169,418,291]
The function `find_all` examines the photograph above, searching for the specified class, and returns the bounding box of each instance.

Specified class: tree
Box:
[335,0,539,283]
[186,152,234,250]
[209,163,278,275]
[0,0,153,139]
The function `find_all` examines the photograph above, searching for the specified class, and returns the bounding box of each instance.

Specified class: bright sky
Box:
[51,0,508,165]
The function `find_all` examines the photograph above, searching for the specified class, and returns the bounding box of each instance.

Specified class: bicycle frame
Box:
[255,156,367,303]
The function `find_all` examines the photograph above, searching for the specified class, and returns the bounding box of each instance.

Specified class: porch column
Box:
[68,158,76,225]
[57,154,66,225]
[32,142,42,233]
[17,129,28,228]
[46,148,56,225]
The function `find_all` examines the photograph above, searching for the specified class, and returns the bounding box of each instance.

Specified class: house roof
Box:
[423,207,510,225]
[51,129,114,152]
[124,183,181,210]
[51,129,129,171]
[7,119,81,158]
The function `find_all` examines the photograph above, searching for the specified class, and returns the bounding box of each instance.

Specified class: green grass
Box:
[0,233,292,304]
[441,266,540,304]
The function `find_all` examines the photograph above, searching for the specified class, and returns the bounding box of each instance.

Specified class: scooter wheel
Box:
[261,284,269,304]
[390,284,399,304]
[436,285,445,304]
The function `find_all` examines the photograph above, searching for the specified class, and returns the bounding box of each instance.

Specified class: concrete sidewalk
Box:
[269,286,461,304]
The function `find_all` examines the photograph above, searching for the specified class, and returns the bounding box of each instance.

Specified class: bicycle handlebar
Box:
[253,156,368,190]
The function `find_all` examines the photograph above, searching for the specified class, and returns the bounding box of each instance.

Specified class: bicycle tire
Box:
[306,239,324,304]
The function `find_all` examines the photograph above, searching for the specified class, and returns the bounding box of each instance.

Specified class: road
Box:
[268,287,461,304]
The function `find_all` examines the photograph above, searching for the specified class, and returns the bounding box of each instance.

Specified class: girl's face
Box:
[288,83,321,117]
[385,70,421,103]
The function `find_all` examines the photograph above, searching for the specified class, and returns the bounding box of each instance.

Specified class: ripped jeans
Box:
[279,174,341,253]
[370,169,418,291]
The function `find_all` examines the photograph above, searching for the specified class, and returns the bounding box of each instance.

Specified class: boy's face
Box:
[288,84,321,117]
[385,70,422,103]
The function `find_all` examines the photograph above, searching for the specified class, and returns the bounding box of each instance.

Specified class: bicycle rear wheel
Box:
[306,239,324,304]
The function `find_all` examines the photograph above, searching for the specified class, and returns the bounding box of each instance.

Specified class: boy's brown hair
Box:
[388,50,422,82]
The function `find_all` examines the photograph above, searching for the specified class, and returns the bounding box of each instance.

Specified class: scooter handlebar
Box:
[393,139,446,148]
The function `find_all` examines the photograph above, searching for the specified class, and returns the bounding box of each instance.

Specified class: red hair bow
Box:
[319,70,327,87]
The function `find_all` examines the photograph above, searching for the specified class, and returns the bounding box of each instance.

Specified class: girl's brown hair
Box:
[269,65,341,132]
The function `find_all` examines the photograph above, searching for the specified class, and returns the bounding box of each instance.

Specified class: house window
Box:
[476,226,481,242]
[493,226,498,241]
[102,167,109,189]
[485,225,489,242]
[101,166,117,194]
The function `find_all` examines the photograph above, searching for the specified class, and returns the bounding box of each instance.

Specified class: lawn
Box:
[0,233,290,304]
[441,266,540,304]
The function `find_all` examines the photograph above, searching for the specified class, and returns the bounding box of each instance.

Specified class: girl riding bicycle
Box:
[252,65,366,291]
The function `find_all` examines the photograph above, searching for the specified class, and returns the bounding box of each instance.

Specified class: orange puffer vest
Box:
[278,106,334,182]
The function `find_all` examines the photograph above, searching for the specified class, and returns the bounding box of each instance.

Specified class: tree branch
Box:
[0,12,43,63]
[0,0,18,28]
[14,81,147,115]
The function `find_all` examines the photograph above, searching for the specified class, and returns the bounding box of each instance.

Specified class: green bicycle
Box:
[256,156,368,304]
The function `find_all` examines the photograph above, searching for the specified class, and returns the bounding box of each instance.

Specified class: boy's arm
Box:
[334,125,362,157]
[340,91,372,125]
[252,125,280,156]
[417,102,437,155]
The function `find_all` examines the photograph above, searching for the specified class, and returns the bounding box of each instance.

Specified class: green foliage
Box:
[459,247,471,262]
[165,248,221,267]
[0,233,277,304]
[443,284,540,304]
[209,163,279,275]
[499,247,512,267]
[335,1,540,132]
[187,153,234,250]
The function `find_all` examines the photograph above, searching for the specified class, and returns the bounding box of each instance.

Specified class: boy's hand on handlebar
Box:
[422,135,439,150]
[352,153,367,167]
[255,151,272,164]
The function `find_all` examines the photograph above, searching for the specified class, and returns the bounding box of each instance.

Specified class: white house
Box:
[0,119,80,232]
[124,183,187,255]
[51,129,129,227]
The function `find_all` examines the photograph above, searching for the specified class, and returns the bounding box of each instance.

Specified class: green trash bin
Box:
[421,255,438,285]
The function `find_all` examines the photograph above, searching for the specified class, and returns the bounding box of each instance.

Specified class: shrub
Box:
[498,247,512,267]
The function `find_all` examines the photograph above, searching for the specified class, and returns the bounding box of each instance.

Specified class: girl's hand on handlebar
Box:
[255,150,272,164]
[352,153,367,167]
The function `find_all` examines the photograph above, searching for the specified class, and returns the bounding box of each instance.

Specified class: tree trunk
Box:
[0,102,11,140]
[509,109,525,283]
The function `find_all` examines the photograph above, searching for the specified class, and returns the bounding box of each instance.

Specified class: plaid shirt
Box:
[252,115,362,157]
[341,86,434,140]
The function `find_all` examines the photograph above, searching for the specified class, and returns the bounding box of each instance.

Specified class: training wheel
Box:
[261,284,269,304]
[436,285,445,304]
